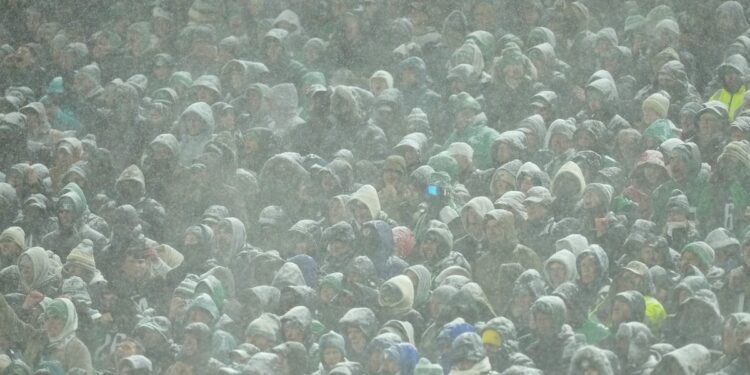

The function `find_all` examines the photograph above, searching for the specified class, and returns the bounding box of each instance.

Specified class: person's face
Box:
[610,299,632,326]
[402,148,418,166]
[381,357,399,374]
[465,210,484,240]
[680,250,702,273]
[643,165,665,185]
[370,78,388,97]
[642,107,661,126]
[533,312,554,338]
[283,324,305,342]
[264,39,283,62]
[195,87,215,104]
[455,109,476,130]
[401,69,418,87]
[64,263,86,279]
[409,7,428,27]
[582,190,602,211]
[58,209,76,229]
[668,157,688,181]
[547,261,567,287]
[188,308,213,325]
[550,133,571,155]
[554,175,580,198]
[367,350,383,373]
[45,315,65,337]
[655,71,676,90]
[126,31,143,52]
[484,219,506,245]
[503,62,524,80]
[420,235,440,260]
[579,255,599,285]
[698,113,721,140]
[449,78,466,95]
[723,322,738,355]
[182,334,199,356]
[730,127,747,142]
[116,340,139,361]
[121,255,148,280]
[618,271,641,292]
[320,172,337,192]
[526,202,547,221]
[328,240,351,257]
[346,326,367,352]
[492,173,515,198]
[187,116,204,136]
[19,256,34,287]
[639,246,659,267]
[137,329,163,349]
[344,16,360,39]
[93,36,113,59]
[352,201,372,224]
[0,241,21,263]
[520,5,539,25]
[667,209,686,224]
[16,46,33,66]
[217,110,235,130]
[724,71,743,93]
[514,176,533,194]
[383,169,401,186]
[495,143,514,164]
[575,132,596,150]
[323,347,343,367]
[319,285,337,303]
[215,223,233,250]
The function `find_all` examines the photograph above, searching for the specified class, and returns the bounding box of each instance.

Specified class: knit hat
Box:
[65,239,96,273]
[448,142,474,161]
[383,155,407,175]
[0,226,25,250]
[681,241,715,270]
[718,140,750,170]
[642,92,670,119]
[449,92,481,113]
[46,299,69,321]
[414,358,443,375]
[406,108,430,134]
[665,189,689,215]
[174,274,200,298]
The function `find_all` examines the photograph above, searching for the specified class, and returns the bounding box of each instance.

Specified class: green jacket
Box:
[444,112,500,169]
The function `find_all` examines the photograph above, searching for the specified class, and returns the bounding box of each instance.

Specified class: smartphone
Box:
[426,184,441,198]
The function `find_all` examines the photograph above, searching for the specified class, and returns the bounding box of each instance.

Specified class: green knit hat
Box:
[681,241,715,269]
[46,300,68,321]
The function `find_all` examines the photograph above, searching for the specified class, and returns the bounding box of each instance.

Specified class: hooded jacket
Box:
[544,249,578,289]
[317,331,347,375]
[450,196,492,264]
[480,317,534,372]
[550,161,586,220]
[576,245,610,310]
[651,142,712,231]
[379,275,416,318]
[524,295,581,375]
[0,295,92,373]
[178,102,215,165]
[650,343,711,375]
[338,307,378,363]
[444,93,500,169]
[568,346,614,375]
